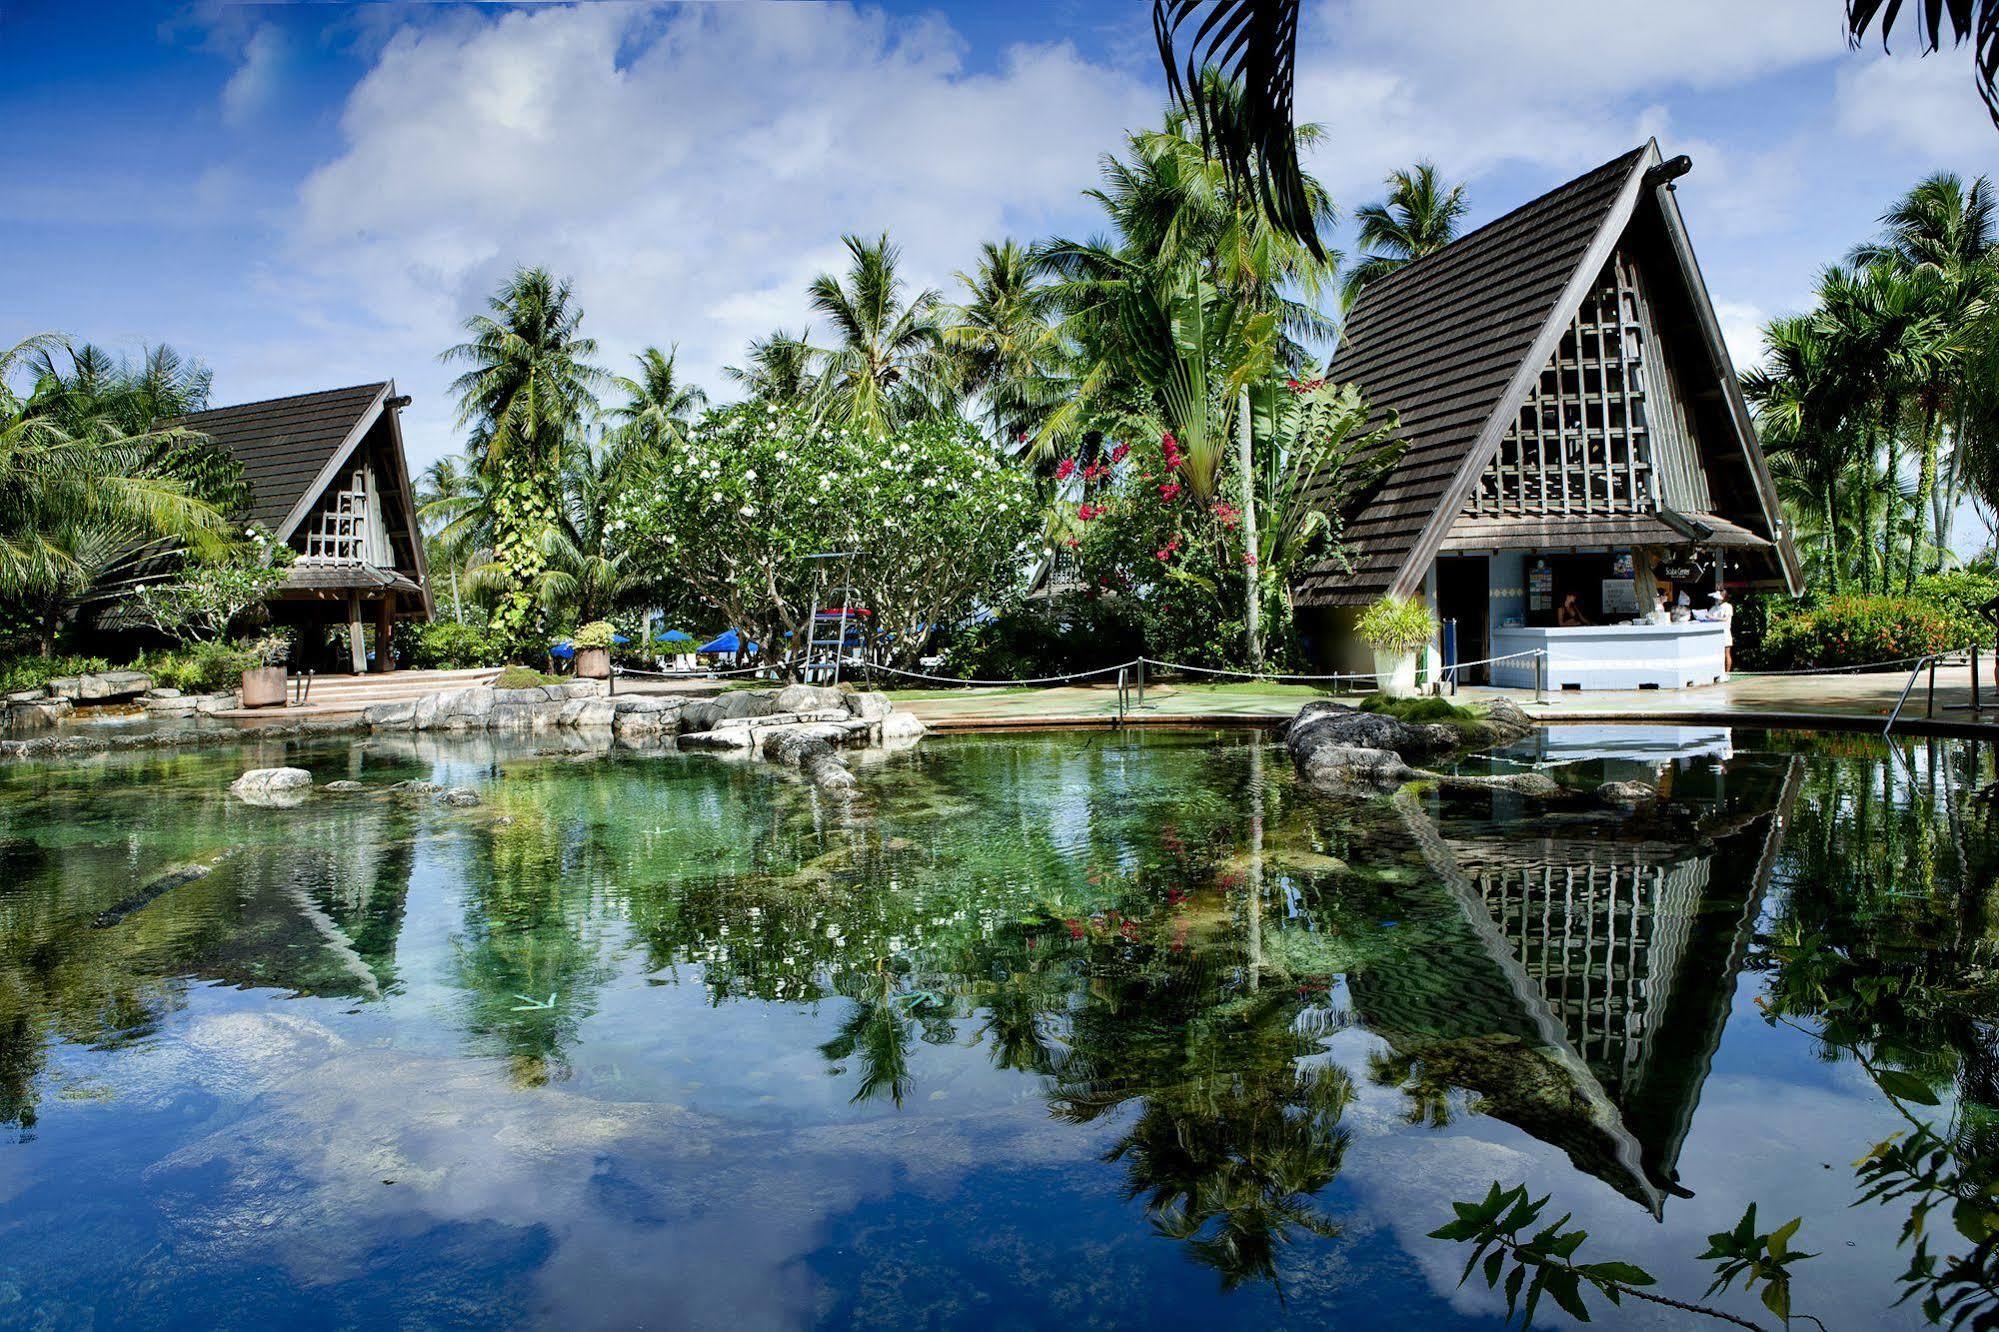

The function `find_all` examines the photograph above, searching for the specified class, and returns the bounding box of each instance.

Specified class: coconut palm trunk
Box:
[1239,382,1261,671]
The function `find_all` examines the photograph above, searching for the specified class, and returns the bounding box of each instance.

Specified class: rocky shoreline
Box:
[4,669,238,730]
[1282,697,1655,805]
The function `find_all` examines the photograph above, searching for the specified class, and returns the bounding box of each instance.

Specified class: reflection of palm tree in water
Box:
[1048,956,1355,1291]
[818,957,955,1107]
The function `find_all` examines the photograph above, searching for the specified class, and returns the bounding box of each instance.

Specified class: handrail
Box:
[1885,652,1967,735]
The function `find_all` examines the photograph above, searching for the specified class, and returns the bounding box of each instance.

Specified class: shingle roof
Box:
[1297,146,1651,606]
[171,383,388,532]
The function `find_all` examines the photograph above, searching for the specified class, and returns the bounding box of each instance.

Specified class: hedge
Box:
[1744,571,1999,671]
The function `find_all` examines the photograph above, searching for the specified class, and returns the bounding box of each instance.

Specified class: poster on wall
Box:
[1528,561,1553,611]
[1601,579,1640,615]
[1611,552,1634,579]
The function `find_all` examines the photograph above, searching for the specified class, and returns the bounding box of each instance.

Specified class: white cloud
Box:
[1836,50,1999,161]
[221,24,286,127]
[1293,0,1839,201]
[281,2,1152,470]
[1714,300,1771,374]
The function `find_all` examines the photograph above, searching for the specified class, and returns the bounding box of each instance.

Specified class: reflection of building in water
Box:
[1354,756,1801,1215]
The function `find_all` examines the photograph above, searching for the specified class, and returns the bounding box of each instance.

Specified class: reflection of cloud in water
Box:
[141,1012,1104,1328]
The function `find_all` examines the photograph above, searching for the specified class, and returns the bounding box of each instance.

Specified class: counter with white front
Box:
[1487,621,1728,690]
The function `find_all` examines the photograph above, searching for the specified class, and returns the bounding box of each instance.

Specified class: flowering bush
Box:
[618,404,1037,669]
[571,620,617,651]
[1747,594,1965,671]
[120,525,295,644]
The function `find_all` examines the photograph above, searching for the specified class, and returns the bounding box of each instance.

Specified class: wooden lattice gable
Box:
[168,381,433,615]
[1296,141,1800,606]
[1464,246,1713,521]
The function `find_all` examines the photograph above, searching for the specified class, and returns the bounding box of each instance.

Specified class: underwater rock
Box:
[388,779,442,794]
[435,786,481,807]
[324,780,368,792]
[93,852,233,927]
[1596,780,1659,805]
[761,726,859,797]
[230,766,313,807]
[1290,742,1424,797]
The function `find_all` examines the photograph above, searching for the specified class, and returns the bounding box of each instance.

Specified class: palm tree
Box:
[529,439,642,624]
[1341,161,1468,308]
[1744,309,1867,590]
[1851,173,1997,579]
[807,232,948,433]
[608,345,707,463]
[723,329,816,406]
[443,267,603,647]
[415,453,489,624]
[941,240,1065,445]
[0,335,230,653]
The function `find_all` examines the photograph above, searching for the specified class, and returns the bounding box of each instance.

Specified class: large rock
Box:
[1292,742,1423,797]
[44,676,82,700]
[774,683,845,714]
[230,766,313,807]
[680,690,775,732]
[678,725,756,751]
[845,690,892,722]
[760,725,858,797]
[12,698,72,728]
[442,686,495,722]
[412,691,444,730]
[488,702,552,731]
[558,697,616,728]
[436,786,482,806]
[881,710,925,741]
[79,670,151,702]
[364,699,418,729]
[6,688,47,704]
[1286,700,1463,757]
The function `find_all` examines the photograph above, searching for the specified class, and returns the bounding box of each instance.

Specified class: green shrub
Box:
[0,654,110,695]
[572,620,617,651]
[137,641,259,694]
[1356,596,1439,651]
[493,665,561,689]
[940,593,1148,682]
[402,621,510,670]
[1358,693,1479,724]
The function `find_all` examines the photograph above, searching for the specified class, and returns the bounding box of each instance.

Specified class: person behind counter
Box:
[1705,588,1735,671]
[1556,592,1594,627]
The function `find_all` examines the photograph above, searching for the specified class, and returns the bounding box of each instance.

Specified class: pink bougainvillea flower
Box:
[1158,481,1182,502]
[1054,457,1076,481]
[1109,441,1130,463]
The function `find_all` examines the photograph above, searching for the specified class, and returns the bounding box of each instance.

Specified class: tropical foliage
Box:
[1747,173,1999,592]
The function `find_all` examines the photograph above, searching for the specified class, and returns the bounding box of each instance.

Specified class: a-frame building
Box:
[1297,141,1801,678]
[171,381,432,673]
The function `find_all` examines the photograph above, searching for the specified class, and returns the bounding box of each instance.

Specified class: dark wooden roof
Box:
[1297,147,1651,606]
[1441,511,1771,553]
[171,383,388,532]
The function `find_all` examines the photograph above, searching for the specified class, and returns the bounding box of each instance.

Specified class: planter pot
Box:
[240,665,288,709]
[575,647,611,680]
[1370,647,1419,699]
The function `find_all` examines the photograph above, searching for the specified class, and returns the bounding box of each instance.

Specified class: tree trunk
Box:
[1908,396,1942,593]
[1822,484,1841,593]
[1238,384,1261,672]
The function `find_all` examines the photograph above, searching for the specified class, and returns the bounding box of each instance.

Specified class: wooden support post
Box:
[373,593,395,673]
[347,594,367,674]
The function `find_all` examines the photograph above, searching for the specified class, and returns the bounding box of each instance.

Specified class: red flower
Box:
[1110,441,1130,463]
[1242,551,1258,566]
[1077,502,1099,521]
[1065,536,1080,548]
[1054,457,1076,481]
[1159,481,1182,502]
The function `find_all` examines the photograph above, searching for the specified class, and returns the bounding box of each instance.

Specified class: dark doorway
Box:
[1435,556,1489,684]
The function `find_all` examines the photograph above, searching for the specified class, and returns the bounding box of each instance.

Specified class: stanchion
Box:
[1535,650,1547,706]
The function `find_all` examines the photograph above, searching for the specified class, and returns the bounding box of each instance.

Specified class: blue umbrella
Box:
[696,629,757,655]
[655,629,695,644]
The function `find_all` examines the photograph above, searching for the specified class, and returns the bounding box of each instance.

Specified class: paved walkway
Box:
[891,661,1999,736]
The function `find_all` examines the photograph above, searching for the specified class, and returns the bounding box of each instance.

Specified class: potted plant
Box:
[238,633,291,709]
[1356,596,1438,699]
[572,621,616,679]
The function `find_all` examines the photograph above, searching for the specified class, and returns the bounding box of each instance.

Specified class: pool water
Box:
[1,726,1995,1328]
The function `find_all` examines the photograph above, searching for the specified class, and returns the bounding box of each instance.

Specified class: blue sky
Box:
[5,0,1999,481]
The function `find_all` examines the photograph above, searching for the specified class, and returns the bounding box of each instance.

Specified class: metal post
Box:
[1976,643,1983,713]
[1135,657,1145,709]
[1535,649,1547,706]
[1928,658,1938,719]
[1116,667,1127,727]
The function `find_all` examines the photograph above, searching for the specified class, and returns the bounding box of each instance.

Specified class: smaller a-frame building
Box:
[1297,141,1801,683]
[171,382,432,673]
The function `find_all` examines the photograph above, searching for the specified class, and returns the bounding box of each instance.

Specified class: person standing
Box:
[1707,589,1735,672]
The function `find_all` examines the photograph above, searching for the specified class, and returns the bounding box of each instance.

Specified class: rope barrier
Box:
[614,662,778,680]
[1734,654,1960,677]
[845,660,1139,688]
[1137,658,1374,685]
